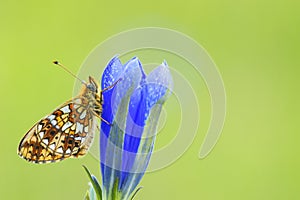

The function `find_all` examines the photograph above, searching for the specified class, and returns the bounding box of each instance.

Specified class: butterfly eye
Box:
[87,84,96,92]
[88,76,99,92]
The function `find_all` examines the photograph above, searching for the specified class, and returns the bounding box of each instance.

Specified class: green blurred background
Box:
[1,0,299,199]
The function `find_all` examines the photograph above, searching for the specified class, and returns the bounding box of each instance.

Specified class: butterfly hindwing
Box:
[18,98,97,163]
[17,76,118,164]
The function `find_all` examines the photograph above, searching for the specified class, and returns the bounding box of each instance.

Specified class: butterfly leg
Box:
[101,78,122,93]
[91,110,112,126]
[100,116,111,126]
[97,78,121,126]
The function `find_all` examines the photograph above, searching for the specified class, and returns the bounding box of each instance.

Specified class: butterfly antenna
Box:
[52,60,87,86]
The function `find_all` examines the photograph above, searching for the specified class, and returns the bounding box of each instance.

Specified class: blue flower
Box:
[99,56,173,200]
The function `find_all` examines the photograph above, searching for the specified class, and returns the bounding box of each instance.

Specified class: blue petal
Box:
[119,62,173,195]
[100,56,124,177]
[101,56,124,89]
[123,61,172,152]
[101,56,124,135]
[100,57,143,199]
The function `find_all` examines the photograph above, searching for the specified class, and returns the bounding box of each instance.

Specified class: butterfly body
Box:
[18,76,103,163]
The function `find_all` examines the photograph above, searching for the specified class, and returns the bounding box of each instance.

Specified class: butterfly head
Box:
[83,76,102,109]
[86,76,100,94]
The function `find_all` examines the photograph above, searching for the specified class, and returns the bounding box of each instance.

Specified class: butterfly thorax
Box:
[79,76,103,117]
[80,86,103,117]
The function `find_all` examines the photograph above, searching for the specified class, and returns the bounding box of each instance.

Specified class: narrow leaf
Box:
[130,187,143,200]
[112,178,120,200]
[83,165,102,200]
[84,191,90,200]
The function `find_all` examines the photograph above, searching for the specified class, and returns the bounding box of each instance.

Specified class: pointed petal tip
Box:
[124,56,139,65]
[112,54,120,60]
[107,55,121,66]
[122,56,146,80]
[162,59,168,67]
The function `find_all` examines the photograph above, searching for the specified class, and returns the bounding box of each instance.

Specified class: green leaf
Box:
[112,178,120,200]
[84,190,90,200]
[84,183,97,200]
[130,187,143,200]
[83,165,102,200]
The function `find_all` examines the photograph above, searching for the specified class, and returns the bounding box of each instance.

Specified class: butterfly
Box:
[18,61,118,164]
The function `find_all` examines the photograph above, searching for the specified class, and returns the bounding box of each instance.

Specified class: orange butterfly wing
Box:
[18,98,97,163]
